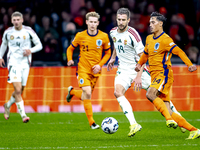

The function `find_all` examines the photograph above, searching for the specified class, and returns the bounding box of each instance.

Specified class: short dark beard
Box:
[118,24,127,32]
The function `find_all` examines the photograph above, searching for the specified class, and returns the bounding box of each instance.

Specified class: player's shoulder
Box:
[109,27,118,34]
[98,29,109,37]
[127,26,141,42]
[22,25,36,34]
[4,26,14,33]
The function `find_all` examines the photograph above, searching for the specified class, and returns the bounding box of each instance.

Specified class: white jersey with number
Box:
[0,25,42,68]
[110,26,144,71]
[110,26,151,90]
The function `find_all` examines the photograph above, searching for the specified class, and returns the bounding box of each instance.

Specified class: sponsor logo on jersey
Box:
[16,36,20,39]
[124,39,127,45]
[10,35,14,40]
[154,42,160,52]
[113,37,116,43]
[118,39,122,43]
[96,39,102,47]
[79,78,84,84]
[169,42,175,46]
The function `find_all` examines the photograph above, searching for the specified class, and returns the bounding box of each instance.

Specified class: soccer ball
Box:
[101,117,119,134]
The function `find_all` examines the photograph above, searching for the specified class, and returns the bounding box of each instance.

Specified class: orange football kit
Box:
[67,29,111,89]
[138,32,193,101]
[138,32,197,132]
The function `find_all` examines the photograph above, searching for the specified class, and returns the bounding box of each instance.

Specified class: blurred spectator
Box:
[187,46,199,64]
[61,22,77,65]
[73,7,87,30]
[38,16,59,40]
[70,0,85,18]
[0,14,11,44]
[105,13,117,34]
[111,1,121,13]
[43,30,60,61]
[85,0,95,12]
[60,10,72,34]
[29,14,41,34]
[169,14,189,51]
[177,13,195,51]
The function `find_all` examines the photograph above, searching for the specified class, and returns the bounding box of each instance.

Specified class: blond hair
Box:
[11,11,23,18]
[86,11,100,20]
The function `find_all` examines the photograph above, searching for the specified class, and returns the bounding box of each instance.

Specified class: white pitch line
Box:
[0,144,199,149]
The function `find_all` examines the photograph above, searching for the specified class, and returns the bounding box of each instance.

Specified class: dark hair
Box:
[117,8,130,19]
[150,11,167,23]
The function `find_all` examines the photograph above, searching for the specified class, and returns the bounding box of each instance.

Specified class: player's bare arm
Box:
[132,53,145,91]
[135,63,142,72]
[107,47,117,71]
[0,59,5,68]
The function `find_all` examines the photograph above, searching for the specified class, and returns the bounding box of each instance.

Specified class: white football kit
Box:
[0,25,42,85]
[110,26,151,90]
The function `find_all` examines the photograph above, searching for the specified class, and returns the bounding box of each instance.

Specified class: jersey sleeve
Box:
[66,32,81,61]
[29,27,43,53]
[0,31,8,59]
[128,28,144,54]
[99,34,111,67]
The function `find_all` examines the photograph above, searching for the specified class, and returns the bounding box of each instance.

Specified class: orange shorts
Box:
[150,72,173,101]
[77,73,99,90]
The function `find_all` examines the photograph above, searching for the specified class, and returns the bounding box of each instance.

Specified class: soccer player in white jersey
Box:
[107,8,186,137]
[0,11,42,123]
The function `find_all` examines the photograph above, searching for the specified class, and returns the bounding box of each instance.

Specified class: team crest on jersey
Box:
[23,36,26,40]
[79,78,84,84]
[154,42,160,52]
[96,39,102,46]
[124,39,127,45]
[113,37,116,43]
[10,35,14,40]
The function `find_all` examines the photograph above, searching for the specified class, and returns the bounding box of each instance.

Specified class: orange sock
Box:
[171,112,197,131]
[153,97,172,120]
[70,89,82,100]
[83,99,95,126]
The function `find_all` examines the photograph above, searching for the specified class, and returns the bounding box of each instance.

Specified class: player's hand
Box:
[0,59,5,68]
[188,65,197,72]
[67,60,74,66]
[132,77,142,92]
[135,64,141,72]
[23,49,31,56]
[107,58,115,71]
[92,65,101,74]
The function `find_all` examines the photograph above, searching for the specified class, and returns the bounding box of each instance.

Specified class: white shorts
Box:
[7,65,30,86]
[114,69,151,91]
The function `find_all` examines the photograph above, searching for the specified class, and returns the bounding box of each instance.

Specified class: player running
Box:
[135,11,200,140]
[0,11,43,123]
[66,11,111,129]
[107,8,186,137]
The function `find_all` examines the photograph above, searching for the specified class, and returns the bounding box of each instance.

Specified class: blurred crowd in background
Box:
[0,0,200,66]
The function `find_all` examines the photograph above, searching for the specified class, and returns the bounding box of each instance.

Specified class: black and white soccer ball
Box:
[101,117,119,134]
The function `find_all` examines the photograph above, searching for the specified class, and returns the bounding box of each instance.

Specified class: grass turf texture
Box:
[0,111,200,150]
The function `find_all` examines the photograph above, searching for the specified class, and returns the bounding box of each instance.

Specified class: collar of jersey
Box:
[153,31,165,40]
[87,29,98,36]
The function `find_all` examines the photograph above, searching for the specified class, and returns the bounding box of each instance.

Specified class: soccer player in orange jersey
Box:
[135,12,200,139]
[66,12,111,129]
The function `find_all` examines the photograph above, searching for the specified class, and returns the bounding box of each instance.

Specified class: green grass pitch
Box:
[0,111,200,150]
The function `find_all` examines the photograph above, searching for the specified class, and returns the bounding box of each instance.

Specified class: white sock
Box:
[170,101,181,116]
[117,96,137,125]
[7,96,15,108]
[16,100,26,118]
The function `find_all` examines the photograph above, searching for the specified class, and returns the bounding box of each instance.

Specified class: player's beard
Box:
[118,24,127,32]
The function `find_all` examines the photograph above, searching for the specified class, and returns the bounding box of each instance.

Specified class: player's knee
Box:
[114,90,122,98]
[146,91,155,102]
[14,89,22,96]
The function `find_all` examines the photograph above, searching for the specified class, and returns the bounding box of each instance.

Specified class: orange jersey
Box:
[67,29,111,75]
[139,32,193,80]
